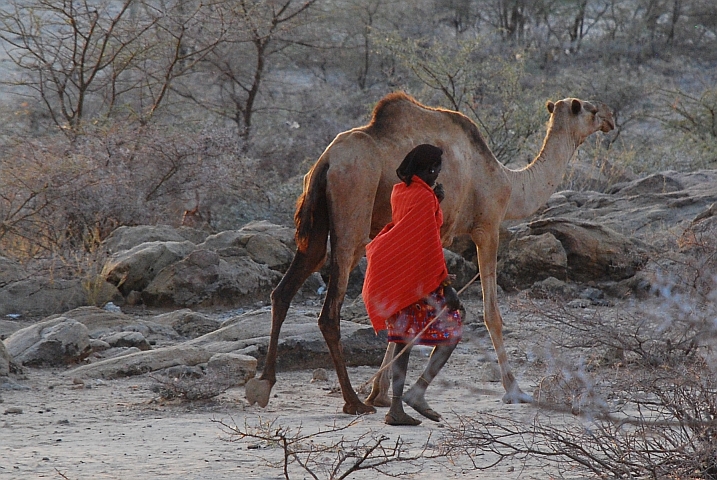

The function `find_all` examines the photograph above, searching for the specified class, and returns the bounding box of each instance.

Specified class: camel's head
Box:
[546,98,615,137]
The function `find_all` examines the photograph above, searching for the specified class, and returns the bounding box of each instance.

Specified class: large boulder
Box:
[198,223,294,271]
[499,218,649,290]
[102,240,196,296]
[101,224,193,254]
[44,307,181,356]
[151,309,223,339]
[232,220,297,251]
[4,318,91,366]
[141,249,281,308]
[206,352,257,387]
[499,231,568,289]
[65,344,213,379]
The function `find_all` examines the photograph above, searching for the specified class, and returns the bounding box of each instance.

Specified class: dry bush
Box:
[216,416,435,480]
[0,123,269,270]
[438,230,717,478]
[151,369,236,401]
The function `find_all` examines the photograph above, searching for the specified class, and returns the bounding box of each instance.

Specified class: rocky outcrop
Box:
[140,250,282,308]
[499,218,649,290]
[101,221,292,309]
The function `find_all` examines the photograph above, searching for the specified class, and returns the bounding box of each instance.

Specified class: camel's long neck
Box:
[503,124,579,220]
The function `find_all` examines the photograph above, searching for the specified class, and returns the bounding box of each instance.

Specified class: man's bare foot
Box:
[343,401,377,415]
[403,388,441,422]
[385,411,422,426]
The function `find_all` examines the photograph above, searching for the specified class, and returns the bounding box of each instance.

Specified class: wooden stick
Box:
[359,271,481,390]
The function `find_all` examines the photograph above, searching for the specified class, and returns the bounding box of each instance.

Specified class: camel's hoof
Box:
[343,402,377,415]
[364,392,391,408]
[502,390,534,404]
[245,378,272,408]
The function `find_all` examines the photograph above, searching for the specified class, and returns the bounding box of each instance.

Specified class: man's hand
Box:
[433,183,445,202]
[443,284,462,311]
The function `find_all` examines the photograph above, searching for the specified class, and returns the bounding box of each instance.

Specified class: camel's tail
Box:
[294,161,330,252]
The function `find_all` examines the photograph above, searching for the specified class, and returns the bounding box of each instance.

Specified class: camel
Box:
[244,92,614,415]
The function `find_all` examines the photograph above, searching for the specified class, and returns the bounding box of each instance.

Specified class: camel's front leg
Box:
[476,235,533,404]
[365,342,393,407]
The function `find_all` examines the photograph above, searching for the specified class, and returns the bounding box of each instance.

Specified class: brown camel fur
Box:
[245,92,615,415]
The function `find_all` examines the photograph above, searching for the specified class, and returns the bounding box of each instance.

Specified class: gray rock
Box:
[66,345,213,379]
[151,309,222,338]
[141,250,281,308]
[101,331,151,351]
[206,352,257,387]
[0,277,122,317]
[0,319,22,341]
[500,218,650,290]
[0,256,24,287]
[199,225,294,271]
[0,341,10,376]
[101,225,190,254]
[187,309,387,370]
[528,277,579,299]
[499,232,568,290]
[4,318,91,366]
[102,240,196,296]
[444,249,479,289]
[46,306,181,345]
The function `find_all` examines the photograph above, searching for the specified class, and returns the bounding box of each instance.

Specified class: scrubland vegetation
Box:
[1,0,716,268]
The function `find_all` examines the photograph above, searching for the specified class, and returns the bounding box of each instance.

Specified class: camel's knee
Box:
[271,287,292,311]
[317,313,341,343]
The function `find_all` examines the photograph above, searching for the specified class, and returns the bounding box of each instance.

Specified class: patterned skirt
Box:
[385,286,463,346]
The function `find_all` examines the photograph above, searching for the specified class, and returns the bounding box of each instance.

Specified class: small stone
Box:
[4,407,23,415]
[311,368,328,382]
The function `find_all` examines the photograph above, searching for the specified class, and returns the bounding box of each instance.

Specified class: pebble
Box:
[3,407,23,415]
[311,368,328,382]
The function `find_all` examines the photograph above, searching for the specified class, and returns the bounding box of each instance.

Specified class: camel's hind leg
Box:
[246,241,326,407]
[318,246,377,415]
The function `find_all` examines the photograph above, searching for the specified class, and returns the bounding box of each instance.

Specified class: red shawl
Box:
[363,176,448,332]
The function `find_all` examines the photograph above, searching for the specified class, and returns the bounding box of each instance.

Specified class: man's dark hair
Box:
[396,144,443,185]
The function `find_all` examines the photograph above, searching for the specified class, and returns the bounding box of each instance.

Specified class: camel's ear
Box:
[546,101,554,114]
[571,99,582,115]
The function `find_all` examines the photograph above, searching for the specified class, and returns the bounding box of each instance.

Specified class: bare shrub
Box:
[0,123,265,269]
[215,416,435,479]
[151,369,235,401]
[442,354,717,479]
[438,231,717,478]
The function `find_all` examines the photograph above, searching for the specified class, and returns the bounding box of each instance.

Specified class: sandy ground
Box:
[1,291,586,480]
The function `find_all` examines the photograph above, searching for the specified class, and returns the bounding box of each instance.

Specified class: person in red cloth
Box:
[363,143,462,426]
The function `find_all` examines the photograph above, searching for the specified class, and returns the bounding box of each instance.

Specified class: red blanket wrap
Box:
[363,176,448,332]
